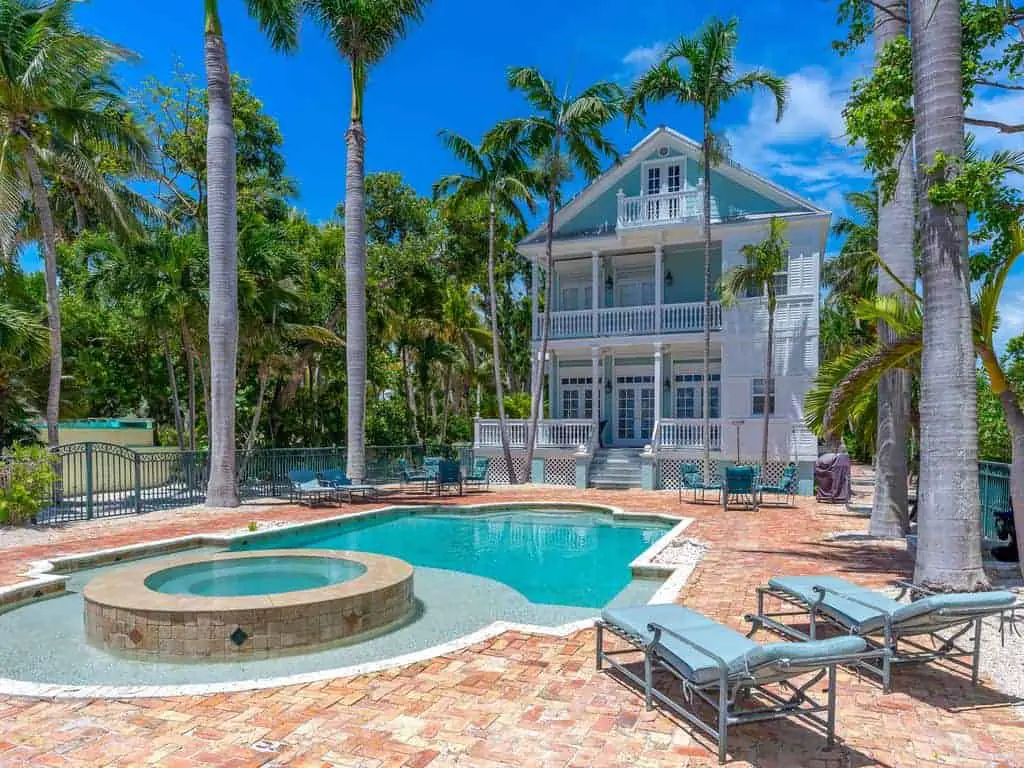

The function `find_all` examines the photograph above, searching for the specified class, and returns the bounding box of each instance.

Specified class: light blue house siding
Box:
[663,243,722,304]
[556,150,799,239]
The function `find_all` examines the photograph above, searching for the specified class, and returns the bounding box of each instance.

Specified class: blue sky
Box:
[22,0,1024,346]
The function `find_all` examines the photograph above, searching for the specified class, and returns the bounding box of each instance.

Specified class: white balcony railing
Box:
[658,419,722,451]
[544,301,720,340]
[617,190,703,230]
[662,301,722,333]
[474,419,593,450]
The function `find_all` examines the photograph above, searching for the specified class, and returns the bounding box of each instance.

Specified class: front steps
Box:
[588,448,644,489]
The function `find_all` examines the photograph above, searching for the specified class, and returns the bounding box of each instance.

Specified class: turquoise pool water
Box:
[145,555,367,597]
[233,508,670,608]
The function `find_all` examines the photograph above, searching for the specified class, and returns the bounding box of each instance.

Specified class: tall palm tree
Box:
[806,221,1024,571]
[720,217,788,469]
[872,0,916,538]
[293,0,429,482]
[909,0,986,590]
[493,67,623,473]
[434,129,536,479]
[203,0,298,506]
[0,0,151,450]
[625,17,786,480]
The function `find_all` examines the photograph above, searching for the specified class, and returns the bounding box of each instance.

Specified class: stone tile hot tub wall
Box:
[83,550,414,660]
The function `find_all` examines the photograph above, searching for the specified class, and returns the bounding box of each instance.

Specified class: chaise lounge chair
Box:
[759,463,799,506]
[597,604,874,764]
[319,469,378,502]
[679,462,720,504]
[749,575,1019,691]
[286,469,337,506]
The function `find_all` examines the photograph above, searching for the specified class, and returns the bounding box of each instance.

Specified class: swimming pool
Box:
[233,508,671,609]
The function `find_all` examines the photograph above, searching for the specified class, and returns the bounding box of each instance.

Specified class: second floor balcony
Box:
[617,189,717,231]
[541,300,722,341]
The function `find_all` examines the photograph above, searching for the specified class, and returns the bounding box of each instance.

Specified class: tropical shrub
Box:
[0,445,56,525]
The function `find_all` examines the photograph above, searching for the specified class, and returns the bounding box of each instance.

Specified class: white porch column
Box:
[654,244,664,334]
[591,250,600,337]
[653,343,663,446]
[591,346,601,441]
[547,351,557,419]
[531,259,539,340]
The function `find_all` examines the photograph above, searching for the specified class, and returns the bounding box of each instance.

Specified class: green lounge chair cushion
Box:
[769,575,1016,634]
[602,605,866,685]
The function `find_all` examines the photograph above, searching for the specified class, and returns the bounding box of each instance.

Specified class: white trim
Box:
[0,502,697,700]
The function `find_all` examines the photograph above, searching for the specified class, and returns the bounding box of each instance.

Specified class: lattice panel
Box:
[738,459,790,487]
[659,457,722,490]
[487,455,529,485]
[543,457,576,486]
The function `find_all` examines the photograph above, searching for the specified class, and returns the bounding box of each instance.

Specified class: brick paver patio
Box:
[0,487,1020,767]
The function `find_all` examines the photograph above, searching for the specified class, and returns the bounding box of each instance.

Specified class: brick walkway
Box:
[0,487,1020,767]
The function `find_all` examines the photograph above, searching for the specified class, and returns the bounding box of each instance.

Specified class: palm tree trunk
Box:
[762,299,774,469]
[488,201,516,479]
[183,321,197,452]
[872,0,914,538]
[204,6,240,507]
[701,119,713,480]
[162,331,186,450]
[910,0,986,591]
[344,111,368,482]
[524,175,558,481]
[23,149,62,450]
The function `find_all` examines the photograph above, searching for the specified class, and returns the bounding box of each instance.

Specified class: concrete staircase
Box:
[588,448,644,489]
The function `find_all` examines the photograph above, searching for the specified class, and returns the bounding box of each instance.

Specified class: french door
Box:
[615,375,655,445]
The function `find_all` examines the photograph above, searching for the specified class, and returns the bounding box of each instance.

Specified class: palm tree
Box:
[720,217,788,469]
[625,17,787,481]
[872,0,916,539]
[909,0,986,590]
[203,0,298,506]
[434,129,536,479]
[0,0,151,450]
[493,67,623,473]
[806,223,1024,571]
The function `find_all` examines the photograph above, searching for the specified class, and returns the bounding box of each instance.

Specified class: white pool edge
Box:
[0,501,701,700]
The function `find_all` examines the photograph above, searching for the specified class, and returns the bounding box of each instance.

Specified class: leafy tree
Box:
[720,217,788,469]
[624,17,786,479]
[494,66,622,473]
[434,129,536,478]
[0,0,151,448]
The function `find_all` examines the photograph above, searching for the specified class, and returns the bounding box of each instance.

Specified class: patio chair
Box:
[597,604,874,764]
[759,463,799,506]
[723,466,758,510]
[679,462,720,504]
[286,469,337,506]
[319,469,378,502]
[398,458,430,488]
[464,457,490,491]
[749,575,1020,691]
[430,459,463,496]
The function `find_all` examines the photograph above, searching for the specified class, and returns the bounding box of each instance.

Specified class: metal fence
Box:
[28,442,473,524]
[979,460,1011,541]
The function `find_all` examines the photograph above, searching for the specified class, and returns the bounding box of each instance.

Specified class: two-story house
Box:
[472,127,826,493]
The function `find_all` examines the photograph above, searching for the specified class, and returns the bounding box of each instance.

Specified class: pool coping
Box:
[0,501,699,699]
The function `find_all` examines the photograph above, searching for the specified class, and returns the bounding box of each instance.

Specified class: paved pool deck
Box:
[0,484,1021,767]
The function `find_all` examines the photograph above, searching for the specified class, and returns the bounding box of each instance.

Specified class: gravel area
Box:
[978,578,1024,711]
[651,536,708,567]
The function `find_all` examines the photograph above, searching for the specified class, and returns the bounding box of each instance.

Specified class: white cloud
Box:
[621,42,666,73]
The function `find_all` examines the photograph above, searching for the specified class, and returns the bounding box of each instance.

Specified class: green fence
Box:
[32,442,473,524]
[979,460,1011,541]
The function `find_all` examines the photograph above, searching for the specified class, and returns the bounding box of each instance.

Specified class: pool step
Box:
[589,448,644,489]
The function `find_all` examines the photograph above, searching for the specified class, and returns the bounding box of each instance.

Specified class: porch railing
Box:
[474,419,593,450]
[546,301,721,340]
[657,418,722,451]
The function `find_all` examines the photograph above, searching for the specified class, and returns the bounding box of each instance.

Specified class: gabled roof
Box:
[519,126,828,246]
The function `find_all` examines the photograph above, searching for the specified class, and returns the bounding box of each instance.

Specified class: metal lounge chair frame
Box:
[749,579,1021,691]
[286,470,337,506]
[319,469,379,503]
[596,612,879,764]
